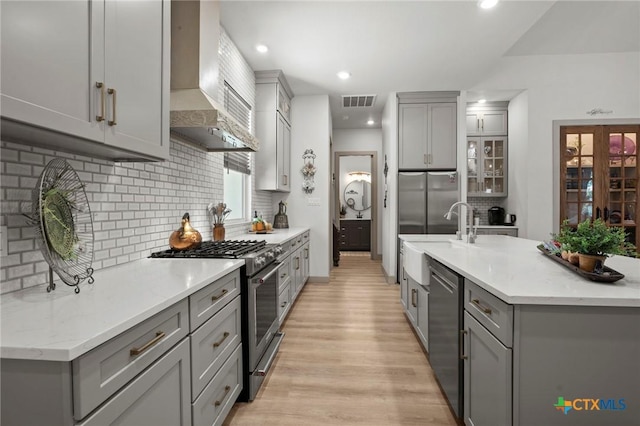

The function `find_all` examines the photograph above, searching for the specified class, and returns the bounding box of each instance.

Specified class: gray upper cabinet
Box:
[398,92,458,170]
[0,0,170,161]
[466,110,507,136]
[255,70,294,192]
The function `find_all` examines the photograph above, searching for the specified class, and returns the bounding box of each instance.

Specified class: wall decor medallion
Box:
[301,149,317,194]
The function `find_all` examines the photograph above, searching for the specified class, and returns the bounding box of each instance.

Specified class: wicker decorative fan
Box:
[30,158,94,293]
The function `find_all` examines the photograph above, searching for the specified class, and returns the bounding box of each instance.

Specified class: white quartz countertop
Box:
[1,258,243,361]
[235,227,309,245]
[403,235,640,307]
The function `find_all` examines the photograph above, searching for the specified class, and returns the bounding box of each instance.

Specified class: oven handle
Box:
[258,263,282,284]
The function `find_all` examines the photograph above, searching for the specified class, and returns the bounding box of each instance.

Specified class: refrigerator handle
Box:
[427,171,457,176]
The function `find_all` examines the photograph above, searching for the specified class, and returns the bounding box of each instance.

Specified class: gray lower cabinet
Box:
[415,284,429,351]
[400,266,408,309]
[79,339,191,426]
[404,275,429,352]
[463,311,512,426]
[0,269,243,426]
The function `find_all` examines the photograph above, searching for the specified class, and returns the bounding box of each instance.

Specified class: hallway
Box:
[224,255,458,425]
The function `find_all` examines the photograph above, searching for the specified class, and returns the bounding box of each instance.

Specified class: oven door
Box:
[248,262,281,370]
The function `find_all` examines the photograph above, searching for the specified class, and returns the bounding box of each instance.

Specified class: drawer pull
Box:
[211,288,228,302]
[212,332,230,348]
[95,82,105,122]
[280,272,287,279]
[411,289,417,307]
[460,329,468,360]
[130,331,165,356]
[281,301,287,308]
[471,298,492,314]
[107,88,117,126]
[213,385,231,407]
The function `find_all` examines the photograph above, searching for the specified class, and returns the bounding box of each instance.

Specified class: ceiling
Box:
[220,1,640,130]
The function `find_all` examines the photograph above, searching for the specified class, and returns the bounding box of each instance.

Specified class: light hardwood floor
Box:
[224,255,459,425]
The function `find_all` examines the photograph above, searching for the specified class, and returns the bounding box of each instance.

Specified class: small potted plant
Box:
[553,218,636,272]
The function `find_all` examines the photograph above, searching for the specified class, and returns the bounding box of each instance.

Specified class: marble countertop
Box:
[235,227,308,245]
[403,235,640,307]
[1,258,244,361]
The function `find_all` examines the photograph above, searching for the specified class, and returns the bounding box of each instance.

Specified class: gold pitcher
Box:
[169,213,202,250]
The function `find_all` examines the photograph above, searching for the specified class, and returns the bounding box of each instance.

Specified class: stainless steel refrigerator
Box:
[398,171,459,235]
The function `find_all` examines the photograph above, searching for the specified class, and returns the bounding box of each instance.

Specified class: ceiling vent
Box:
[342,95,376,108]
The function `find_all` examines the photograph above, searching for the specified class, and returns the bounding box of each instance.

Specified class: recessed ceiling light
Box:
[367,119,375,125]
[478,0,499,9]
[478,99,487,104]
[337,71,351,80]
[255,44,268,53]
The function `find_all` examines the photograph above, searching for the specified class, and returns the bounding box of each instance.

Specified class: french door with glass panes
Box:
[560,125,639,251]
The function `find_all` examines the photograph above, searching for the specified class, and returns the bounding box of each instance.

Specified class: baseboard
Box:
[307,276,330,283]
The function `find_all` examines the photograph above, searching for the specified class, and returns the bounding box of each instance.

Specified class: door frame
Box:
[334,151,379,260]
[553,118,640,235]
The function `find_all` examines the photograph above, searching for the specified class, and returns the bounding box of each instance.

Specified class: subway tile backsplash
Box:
[468,196,507,225]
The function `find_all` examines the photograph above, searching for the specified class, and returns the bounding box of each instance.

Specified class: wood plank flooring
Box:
[224,255,458,425]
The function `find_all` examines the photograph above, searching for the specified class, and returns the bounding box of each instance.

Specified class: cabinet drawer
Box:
[464,278,513,347]
[278,281,291,324]
[192,344,243,426]
[73,300,189,420]
[78,338,191,426]
[190,296,242,399]
[189,269,241,331]
[278,257,291,293]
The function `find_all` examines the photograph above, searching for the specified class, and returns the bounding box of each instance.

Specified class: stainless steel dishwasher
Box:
[428,258,463,418]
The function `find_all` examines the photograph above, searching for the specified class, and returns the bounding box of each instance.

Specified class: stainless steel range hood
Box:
[170,0,259,152]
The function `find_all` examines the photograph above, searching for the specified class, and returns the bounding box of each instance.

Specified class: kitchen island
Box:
[403,235,639,426]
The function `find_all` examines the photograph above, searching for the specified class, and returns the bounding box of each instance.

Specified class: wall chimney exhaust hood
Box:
[170,0,259,152]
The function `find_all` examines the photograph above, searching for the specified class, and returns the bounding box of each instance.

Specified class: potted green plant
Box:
[553,218,636,272]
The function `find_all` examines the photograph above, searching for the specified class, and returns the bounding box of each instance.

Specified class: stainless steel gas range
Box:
[150,239,286,401]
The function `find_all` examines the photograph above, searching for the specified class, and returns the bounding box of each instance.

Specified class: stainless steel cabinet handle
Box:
[96,82,105,122]
[481,118,484,130]
[460,329,468,360]
[213,385,231,407]
[476,118,480,130]
[411,289,417,307]
[212,331,230,348]
[471,298,492,314]
[304,248,309,259]
[107,88,117,126]
[211,288,228,302]
[283,175,288,186]
[280,272,288,279]
[281,301,287,308]
[130,331,165,356]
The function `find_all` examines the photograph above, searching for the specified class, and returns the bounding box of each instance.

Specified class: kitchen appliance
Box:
[488,206,505,225]
[150,239,286,401]
[168,212,202,250]
[398,171,459,235]
[273,201,289,229]
[428,258,464,418]
[169,1,258,152]
[397,171,459,280]
[504,213,516,226]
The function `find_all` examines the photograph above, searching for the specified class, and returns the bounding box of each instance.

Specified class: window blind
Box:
[223,81,252,175]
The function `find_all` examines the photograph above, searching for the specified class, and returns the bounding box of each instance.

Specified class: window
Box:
[223,81,252,222]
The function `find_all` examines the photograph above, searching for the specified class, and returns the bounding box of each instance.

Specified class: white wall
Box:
[506,91,529,235]
[381,93,398,281]
[475,51,640,241]
[275,95,332,281]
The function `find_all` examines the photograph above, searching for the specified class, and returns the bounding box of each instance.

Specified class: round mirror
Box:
[344,180,371,211]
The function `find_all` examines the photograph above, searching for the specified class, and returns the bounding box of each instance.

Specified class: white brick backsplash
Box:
[0,29,275,295]
[468,197,507,225]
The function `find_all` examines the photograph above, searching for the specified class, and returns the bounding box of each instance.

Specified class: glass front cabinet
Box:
[467,136,508,197]
[560,125,639,252]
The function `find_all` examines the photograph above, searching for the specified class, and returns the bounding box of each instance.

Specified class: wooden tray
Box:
[536,245,625,283]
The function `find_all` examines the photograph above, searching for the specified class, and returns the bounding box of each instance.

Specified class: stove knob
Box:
[274,246,283,255]
[255,257,265,267]
[265,251,275,259]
